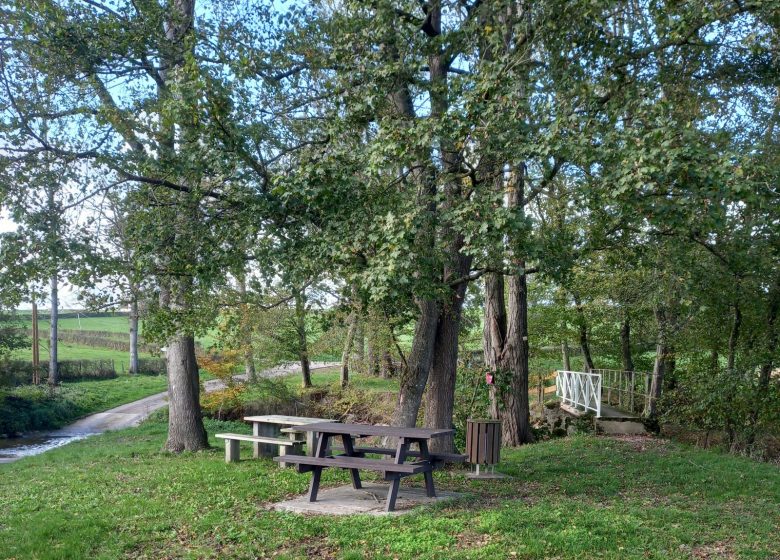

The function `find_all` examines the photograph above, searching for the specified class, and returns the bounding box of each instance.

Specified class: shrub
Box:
[0,386,82,436]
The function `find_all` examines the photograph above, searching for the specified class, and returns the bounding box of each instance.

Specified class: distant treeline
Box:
[12,311,130,320]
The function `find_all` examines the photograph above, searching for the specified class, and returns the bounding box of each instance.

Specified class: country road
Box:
[0,362,338,464]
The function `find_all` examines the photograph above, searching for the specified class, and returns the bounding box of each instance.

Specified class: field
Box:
[0,416,777,559]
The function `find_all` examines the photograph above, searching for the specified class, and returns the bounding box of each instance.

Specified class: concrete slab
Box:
[270,483,464,516]
[596,420,647,435]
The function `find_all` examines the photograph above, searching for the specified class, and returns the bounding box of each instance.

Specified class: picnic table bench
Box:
[274,422,455,512]
[215,432,305,464]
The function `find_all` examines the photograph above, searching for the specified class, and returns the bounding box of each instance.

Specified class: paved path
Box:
[0,362,338,463]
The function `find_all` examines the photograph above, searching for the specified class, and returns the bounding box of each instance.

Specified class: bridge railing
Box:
[593,369,652,416]
[556,370,602,417]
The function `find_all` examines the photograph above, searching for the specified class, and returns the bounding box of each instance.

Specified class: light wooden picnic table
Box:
[243,415,336,458]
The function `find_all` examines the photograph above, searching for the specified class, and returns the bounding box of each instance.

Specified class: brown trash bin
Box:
[466,419,502,477]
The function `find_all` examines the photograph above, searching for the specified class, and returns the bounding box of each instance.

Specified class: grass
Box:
[1,419,778,560]
[10,341,156,371]
[283,366,399,393]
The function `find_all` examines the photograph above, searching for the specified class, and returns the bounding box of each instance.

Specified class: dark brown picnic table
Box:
[272,422,455,512]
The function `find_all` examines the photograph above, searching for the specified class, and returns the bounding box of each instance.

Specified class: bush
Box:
[0,386,82,436]
[661,363,780,457]
[0,360,118,386]
[201,377,300,421]
[135,358,166,376]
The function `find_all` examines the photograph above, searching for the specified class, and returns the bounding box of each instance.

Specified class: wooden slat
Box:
[215,433,296,446]
[272,454,430,474]
[243,415,335,425]
[293,422,453,439]
[331,445,466,463]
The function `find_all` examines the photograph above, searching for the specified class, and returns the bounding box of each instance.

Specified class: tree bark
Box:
[573,294,595,371]
[381,350,395,378]
[481,172,534,446]
[48,274,59,386]
[353,319,365,375]
[129,295,139,374]
[647,306,668,419]
[500,268,534,445]
[561,340,571,371]
[164,333,207,452]
[160,0,208,452]
[237,274,256,382]
[620,314,634,372]
[295,289,312,388]
[484,273,506,420]
[424,270,470,452]
[32,301,40,385]
[340,312,357,388]
[727,303,741,371]
[392,300,439,427]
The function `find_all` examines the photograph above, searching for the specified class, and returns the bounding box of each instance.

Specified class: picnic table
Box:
[273,422,457,512]
[243,415,335,458]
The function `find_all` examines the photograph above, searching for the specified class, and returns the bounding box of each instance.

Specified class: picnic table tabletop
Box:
[293,421,454,439]
[243,415,336,426]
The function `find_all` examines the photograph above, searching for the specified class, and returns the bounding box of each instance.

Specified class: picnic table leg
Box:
[340,434,362,490]
[308,467,322,502]
[307,433,331,503]
[385,438,410,512]
[417,440,436,498]
[253,421,279,458]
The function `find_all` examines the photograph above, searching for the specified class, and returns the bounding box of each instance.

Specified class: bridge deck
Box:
[599,404,639,420]
[560,402,639,420]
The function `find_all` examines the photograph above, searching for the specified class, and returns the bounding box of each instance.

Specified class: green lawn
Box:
[286,366,398,393]
[1,419,777,559]
[10,341,155,371]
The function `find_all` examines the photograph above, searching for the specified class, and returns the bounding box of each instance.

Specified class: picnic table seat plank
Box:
[272,454,432,474]
[215,433,303,463]
[331,445,467,464]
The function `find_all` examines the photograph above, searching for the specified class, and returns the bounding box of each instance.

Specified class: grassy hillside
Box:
[0,419,777,559]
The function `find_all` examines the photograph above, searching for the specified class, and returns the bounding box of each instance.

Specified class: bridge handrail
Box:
[556,370,602,417]
[593,368,652,415]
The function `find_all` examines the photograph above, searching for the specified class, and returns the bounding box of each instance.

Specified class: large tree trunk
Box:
[48,274,59,386]
[484,273,506,420]
[160,0,208,452]
[620,314,634,372]
[500,269,534,445]
[392,300,439,427]
[164,333,207,452]
[573,294,595,371]
[129,296,140,375]
[424,270,469,452]
[482,171,534,446]
[295,290,312,388]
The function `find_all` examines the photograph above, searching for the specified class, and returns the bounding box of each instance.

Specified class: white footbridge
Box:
[555,369,652,419]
